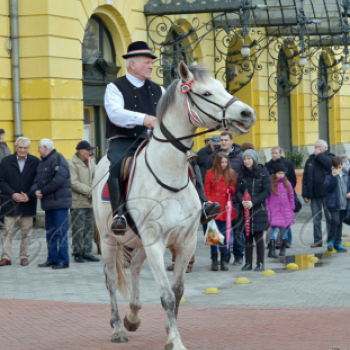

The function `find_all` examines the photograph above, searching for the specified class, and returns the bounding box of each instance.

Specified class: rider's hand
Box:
[143,115,157,130]
[304,197,309,204]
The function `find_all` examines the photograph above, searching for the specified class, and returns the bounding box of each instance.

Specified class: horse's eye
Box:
[203,91,212,97]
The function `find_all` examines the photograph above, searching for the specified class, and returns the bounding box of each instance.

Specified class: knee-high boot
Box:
[107,178,127,234]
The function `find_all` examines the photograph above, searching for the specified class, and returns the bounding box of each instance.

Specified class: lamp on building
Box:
[299,56,307,67]
[241,44,251,57]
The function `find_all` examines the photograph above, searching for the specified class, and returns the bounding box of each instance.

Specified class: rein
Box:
[148,77,239,192]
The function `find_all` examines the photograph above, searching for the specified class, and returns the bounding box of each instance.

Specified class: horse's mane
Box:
[157,65,211,122]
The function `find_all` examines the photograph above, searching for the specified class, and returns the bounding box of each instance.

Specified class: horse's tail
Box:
[116,243,132,299]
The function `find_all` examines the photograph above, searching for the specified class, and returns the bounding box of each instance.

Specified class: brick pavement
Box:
[1,299,349,350]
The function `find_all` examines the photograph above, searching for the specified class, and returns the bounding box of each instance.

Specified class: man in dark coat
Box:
[207,131,245,265]
[196,136,217,183]
[302,140,333,247]
[0,137,39,266]
[33,139,72,269]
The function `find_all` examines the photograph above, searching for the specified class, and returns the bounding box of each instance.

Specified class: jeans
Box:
[310,197,331,243]
[329,210,347,246]
[45,209,69,265]
[210,220,230,255]
[231,202,245,258]
[270,227,289,241]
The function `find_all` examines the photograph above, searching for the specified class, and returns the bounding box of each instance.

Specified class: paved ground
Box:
[1,202,350,349]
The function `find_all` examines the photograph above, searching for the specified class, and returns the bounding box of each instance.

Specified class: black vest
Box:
[105,76,162,139]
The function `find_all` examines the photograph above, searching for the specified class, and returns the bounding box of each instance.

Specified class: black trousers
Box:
[107,138,144,179]
[245,231,264,265]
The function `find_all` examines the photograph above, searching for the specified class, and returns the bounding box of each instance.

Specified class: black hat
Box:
[122,41,157,60]
[0,129,5,134]
[76,140,95,151]
[272,159,286,174]
[204,137,212,142]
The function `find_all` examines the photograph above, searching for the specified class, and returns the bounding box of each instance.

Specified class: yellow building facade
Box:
[1,0,350,163]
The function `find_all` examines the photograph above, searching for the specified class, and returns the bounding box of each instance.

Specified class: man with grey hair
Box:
[302,139,333,247]
[0,137,39,266]
[34,139,72,269]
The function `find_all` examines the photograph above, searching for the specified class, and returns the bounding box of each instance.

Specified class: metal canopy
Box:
[145,0,344,36]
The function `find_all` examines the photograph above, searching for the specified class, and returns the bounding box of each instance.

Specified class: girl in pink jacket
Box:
[266,159,295,258]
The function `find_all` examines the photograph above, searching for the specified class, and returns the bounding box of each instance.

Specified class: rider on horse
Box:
[104,41,221,234]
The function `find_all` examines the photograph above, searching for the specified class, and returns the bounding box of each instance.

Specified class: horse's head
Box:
[178,61,256,135]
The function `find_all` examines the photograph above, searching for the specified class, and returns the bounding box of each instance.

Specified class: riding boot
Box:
[268,240,279,258]
[193,165,221,224]
[107,178,127,235]
[279,239,288,257]
[220,253,229,271]
[211,252,218,271]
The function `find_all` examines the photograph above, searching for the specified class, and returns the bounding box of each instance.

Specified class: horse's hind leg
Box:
[124,248,146,332]
[103,241,128,343]
[144,242,187,350]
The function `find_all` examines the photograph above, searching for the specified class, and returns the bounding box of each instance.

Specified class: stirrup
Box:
[111,214,127,235]
[200,201,221,224]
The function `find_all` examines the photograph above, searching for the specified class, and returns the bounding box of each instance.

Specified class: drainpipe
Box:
[10,0,22,138]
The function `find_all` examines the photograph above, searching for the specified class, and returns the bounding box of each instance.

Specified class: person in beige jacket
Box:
[68,140,99,263]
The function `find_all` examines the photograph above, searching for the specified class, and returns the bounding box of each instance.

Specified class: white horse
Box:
[92,61,256,350]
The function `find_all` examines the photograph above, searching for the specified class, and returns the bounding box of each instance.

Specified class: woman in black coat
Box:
[236,149,271,271]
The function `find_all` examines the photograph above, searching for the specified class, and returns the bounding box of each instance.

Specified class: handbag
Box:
[294,190,302,213]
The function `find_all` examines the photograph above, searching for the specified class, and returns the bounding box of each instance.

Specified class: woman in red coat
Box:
[205,152,236,271]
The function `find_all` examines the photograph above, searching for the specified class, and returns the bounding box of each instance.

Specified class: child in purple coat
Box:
[266,159,295,258]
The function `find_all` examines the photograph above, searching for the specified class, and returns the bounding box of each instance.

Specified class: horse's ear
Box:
[178,60,191,82]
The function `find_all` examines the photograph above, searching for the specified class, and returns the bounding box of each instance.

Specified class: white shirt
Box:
[17,155,27,173]
[104,72,166,139]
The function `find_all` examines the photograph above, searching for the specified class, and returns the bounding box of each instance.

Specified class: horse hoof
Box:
[111,333,128,343]
[164,344,174,350]
[124,315,141,332]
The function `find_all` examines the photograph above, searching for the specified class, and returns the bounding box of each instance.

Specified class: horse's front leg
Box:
[102,239,128,343]
[166,238,196,335]
[124,247,146,332]
[144,241,187,350]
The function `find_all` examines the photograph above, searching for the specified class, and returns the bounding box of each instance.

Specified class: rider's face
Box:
[130,56,154,80]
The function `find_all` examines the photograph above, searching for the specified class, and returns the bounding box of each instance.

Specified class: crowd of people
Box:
[0,129,350,272]
[0,131,99,269]
[196,133,350,272]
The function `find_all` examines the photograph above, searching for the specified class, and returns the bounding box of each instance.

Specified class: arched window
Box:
[82,16,120,162]
[277,50,292,152]
[318,55,330,145]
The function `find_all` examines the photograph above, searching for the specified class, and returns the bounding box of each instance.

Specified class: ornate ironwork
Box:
[146,0,350,121]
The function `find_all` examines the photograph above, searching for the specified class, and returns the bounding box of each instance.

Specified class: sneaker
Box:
[74,255,85,263]
[241,263,252,271]
[335,244,348,253]
[83,255,100,262]
[254,263,265,272]
[327,239,335,252]
[232,257,243,266]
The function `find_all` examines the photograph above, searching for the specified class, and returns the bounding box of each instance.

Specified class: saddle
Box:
[102,139,148,202]
[102,141,197,202]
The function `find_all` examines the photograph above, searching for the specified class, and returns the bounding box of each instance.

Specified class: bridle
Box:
[146,77,240,192]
